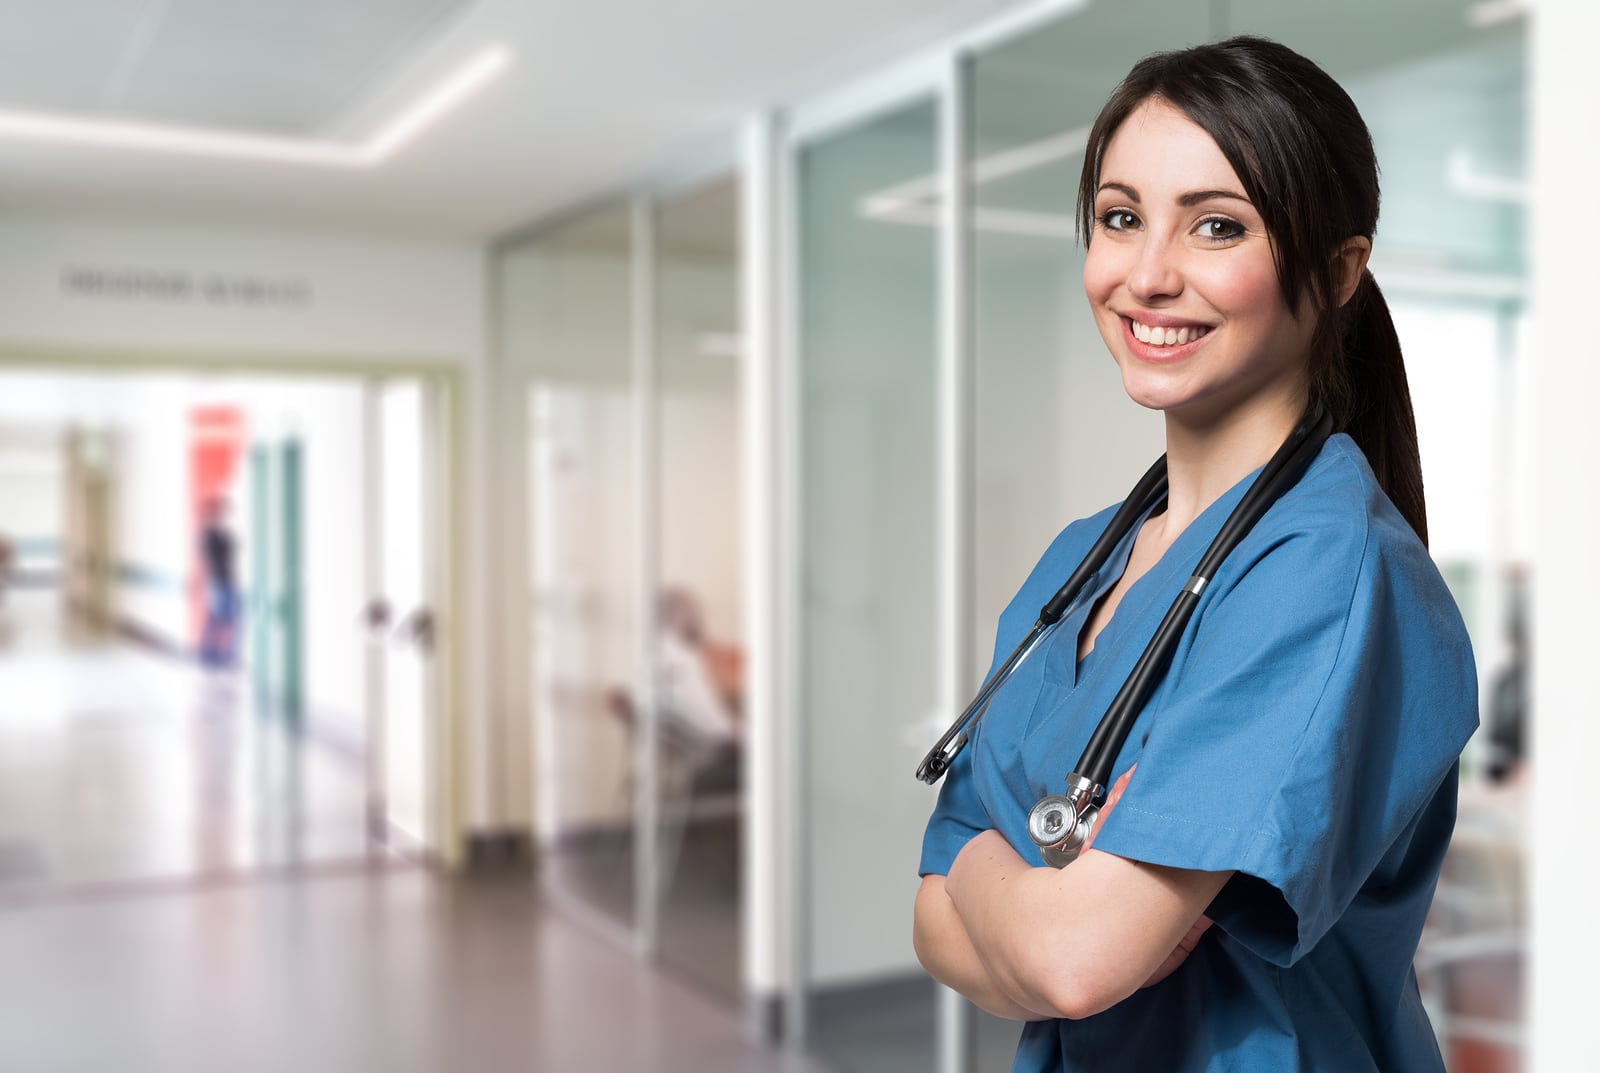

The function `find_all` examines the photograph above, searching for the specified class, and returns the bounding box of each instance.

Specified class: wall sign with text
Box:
[60,266,313,309]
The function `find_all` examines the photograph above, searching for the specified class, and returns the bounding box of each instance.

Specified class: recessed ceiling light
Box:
[0,45,510,167]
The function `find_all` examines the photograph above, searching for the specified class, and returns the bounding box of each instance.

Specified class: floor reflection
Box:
[0,586,379,899]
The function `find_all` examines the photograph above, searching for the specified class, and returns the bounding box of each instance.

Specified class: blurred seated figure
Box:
[655,586,742,754]
[600,587,743,893]
[1486,568,1528,785]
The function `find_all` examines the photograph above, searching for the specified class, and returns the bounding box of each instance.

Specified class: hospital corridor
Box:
[0,586,808,1073]
[0,0,1589,1071]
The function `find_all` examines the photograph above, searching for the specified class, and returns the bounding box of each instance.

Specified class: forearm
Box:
[945,830,1225,1020]
[913,876,1050,1021]
[943,837,1088,1018]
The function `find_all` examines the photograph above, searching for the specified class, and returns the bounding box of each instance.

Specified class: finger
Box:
[1081,764,1136,853]
[1142,915,1214,989]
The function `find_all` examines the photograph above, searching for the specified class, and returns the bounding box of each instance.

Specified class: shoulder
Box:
[1205,433,1475,692]
[1238,434,1441,592]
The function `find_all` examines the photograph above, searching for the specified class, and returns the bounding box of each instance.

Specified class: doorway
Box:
[0,362,456,896]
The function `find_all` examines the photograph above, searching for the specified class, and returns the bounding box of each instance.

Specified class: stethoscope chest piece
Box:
[1027,773,1102,869]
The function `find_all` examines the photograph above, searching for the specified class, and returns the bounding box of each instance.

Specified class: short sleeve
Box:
[919,724,990,876]
[1087,488,1478,965]
[918,512,1109,877]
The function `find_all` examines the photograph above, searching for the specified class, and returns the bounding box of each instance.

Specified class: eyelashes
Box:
[1095,209,1248,244]
[1195,217,1246,242]
[1098,209,1140,233]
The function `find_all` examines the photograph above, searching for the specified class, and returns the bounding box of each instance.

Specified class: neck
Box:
[1157,388,1306,532]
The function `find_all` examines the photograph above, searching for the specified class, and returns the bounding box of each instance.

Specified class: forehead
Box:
[1098,98,1245,194]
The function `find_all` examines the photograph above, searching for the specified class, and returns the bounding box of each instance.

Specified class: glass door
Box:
[514,204,643,935]
[968,1,1205,681]
[362,377,442,855]
[795,96,943,1071]
[652,172,745,1002]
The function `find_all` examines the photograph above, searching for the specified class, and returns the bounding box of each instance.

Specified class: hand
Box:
[1142,914,1213,988]
[1082,764,1213,988]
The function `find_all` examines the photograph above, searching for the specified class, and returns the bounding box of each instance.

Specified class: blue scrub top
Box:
[920,435,1478,1073]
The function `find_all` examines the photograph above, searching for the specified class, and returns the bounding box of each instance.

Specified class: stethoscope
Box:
[916,406,1334,868]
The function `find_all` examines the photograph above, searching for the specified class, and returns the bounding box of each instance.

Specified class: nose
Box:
[1127,233,1183,303]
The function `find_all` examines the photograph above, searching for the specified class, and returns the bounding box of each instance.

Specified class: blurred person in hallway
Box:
[198,495,240,670]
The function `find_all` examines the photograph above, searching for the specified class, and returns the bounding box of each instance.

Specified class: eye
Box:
[1097,209,1141,233]
[1196,216,1246,243]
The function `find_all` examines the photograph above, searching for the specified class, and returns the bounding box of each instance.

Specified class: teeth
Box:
[1131,320,1208,347]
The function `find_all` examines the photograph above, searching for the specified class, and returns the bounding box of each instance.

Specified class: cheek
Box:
[1195,258,1283,322]
[1081,244,1120,306]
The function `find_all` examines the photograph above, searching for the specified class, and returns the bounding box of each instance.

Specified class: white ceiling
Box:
[0,0,1026,240]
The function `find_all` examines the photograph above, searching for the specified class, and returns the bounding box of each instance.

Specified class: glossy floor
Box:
[0,865,822,1073]
[0,587,373,895]
[0,588,814,1072]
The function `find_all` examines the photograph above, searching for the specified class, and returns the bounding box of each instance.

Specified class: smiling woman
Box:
[914,36,1477,1073]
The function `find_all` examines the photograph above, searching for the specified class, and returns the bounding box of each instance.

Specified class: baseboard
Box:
[464,829,533,872]
[744,990,785,1045]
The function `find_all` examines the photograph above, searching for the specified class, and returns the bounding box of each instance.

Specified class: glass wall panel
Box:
[502,204,641,934]
[965,8,1213,1067]
[1269,13,1529,1072]
[796,97,942,1070]
[968,0,1209,706]
[652,174,744,1004]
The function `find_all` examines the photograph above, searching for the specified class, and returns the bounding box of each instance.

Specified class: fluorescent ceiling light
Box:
[364,47,510,160]
[1448,149,1528,204]
[1467,0,1532,29]
[860,125,1088,239]
[0,45,510,167]
[862,131,1531,245]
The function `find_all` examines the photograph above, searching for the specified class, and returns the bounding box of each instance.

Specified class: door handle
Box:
[362,596,392,633]
[393,607,436,654]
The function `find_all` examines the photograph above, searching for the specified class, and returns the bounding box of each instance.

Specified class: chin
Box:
[1116,367,1191,415]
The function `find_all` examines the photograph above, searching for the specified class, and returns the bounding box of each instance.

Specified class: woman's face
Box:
[1082,98,1315,427]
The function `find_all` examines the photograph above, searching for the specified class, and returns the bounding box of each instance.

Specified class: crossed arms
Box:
[913,830,1230,1021]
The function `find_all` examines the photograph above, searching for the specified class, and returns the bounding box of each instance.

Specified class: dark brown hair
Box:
[1077,35,1427,545]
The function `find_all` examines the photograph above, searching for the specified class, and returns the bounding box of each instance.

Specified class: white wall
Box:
[0,430,64,567]
[0,214,482,362]
[1531,3,1600,1070]
[109,376,192,643]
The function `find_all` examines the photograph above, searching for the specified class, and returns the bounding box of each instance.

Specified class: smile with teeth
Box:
[1130,319,1211,347]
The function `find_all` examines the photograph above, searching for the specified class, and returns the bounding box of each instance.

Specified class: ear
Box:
[1332,236,1372,307]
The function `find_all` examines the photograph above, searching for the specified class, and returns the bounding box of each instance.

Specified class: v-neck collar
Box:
[1037,460,1269,695]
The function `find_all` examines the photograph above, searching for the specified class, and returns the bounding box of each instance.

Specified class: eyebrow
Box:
[1097,182,1253,207]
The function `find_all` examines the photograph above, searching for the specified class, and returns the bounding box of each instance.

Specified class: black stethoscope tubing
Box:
[916,406,1334,862]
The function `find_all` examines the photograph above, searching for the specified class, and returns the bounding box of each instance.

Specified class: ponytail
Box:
[1314,271,1429,547]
